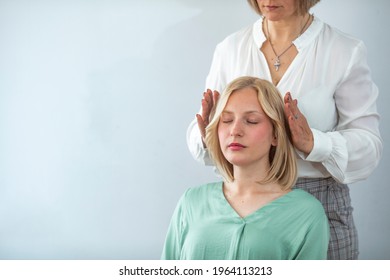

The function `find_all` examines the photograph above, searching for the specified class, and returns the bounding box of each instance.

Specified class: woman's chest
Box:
[230,52,340,131]
[181,217,291,259]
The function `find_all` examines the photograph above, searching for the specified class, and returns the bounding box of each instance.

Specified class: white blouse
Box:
[187,17,382,184]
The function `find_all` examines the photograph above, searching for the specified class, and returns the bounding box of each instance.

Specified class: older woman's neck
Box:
[265,13,311,43]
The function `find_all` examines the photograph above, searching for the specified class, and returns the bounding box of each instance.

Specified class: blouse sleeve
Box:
[186,43,227,165]
[301,41,383,184]
[186,119,213,165]
[294,208,330,260]
[161,194,186,260]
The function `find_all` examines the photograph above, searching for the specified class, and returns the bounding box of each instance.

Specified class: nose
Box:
[230,120,243,137]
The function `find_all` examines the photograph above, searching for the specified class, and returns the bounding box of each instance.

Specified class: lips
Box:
[264,5,280,11]
[228,143,246,150]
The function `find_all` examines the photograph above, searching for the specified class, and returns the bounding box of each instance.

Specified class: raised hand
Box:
[196,89,220,146]
[284,92,314,155]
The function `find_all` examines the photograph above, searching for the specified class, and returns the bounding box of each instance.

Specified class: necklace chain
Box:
[265,14,312,71]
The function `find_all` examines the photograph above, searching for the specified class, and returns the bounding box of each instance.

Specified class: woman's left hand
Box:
[284,92,314,155]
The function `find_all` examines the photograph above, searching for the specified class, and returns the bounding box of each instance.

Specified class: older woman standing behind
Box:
[187,0,382,259]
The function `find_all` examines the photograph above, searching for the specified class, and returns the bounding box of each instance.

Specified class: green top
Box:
[162,182,329,260]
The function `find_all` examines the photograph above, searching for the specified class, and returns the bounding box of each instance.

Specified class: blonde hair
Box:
[247,0,320,16]
[205,76,297,190]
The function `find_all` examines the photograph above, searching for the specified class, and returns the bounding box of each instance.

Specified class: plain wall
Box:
[0,0,389,259]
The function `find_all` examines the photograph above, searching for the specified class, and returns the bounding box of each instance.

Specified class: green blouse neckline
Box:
[216,181,300,221]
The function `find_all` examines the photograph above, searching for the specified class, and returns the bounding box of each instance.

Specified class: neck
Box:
[225,178,281,196]
[226,164,280,195]
[265,13,311,43]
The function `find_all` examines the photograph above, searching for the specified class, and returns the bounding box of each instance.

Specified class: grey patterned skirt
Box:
[294,177,359,260]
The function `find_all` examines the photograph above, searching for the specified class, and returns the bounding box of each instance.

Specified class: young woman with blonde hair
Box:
[163,76,329,260]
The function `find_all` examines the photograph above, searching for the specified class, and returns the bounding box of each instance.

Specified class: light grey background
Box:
[0,0,388,259]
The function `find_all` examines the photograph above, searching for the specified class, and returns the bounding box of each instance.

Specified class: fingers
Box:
[197,89,220,148]
[200,97,210,123]
[283,93,314,154]
[284,92,300,121]
[212,90,220,107]
[208,90,220,122]
[201,89,213,119]
[283,92,291,103]
[206,90,220,108]
[201,89,220,121]
[196,114,206,139]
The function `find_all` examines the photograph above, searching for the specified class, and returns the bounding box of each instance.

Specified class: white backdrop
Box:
[0,0,389,259]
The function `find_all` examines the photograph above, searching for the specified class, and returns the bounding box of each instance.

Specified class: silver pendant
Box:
[274,57,281,71]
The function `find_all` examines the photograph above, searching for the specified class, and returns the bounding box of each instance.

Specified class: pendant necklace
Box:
[265,14,312,71]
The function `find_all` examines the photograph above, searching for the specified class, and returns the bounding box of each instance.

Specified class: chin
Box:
[227,158,251,167]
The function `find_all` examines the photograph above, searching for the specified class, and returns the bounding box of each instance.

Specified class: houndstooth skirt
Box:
[294,177,359,260]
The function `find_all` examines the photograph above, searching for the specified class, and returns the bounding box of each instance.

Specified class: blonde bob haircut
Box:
[247,0,320,16]
[205,76,297,190]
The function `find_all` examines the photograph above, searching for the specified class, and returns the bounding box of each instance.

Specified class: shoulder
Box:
[215,20,259,52]
[288,189,326,217]
[182,181,222,203]
[289,189,321,206]
[310,18,369,82]
[175,182,222,216]
[319,19,365,52]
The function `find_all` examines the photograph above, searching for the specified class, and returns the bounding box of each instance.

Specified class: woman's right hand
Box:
[196,89,220,147]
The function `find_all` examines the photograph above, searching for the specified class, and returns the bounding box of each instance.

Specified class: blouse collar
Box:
[252,15,324,51]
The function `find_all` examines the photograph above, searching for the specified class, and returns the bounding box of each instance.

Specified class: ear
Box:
[271,132,278,147]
